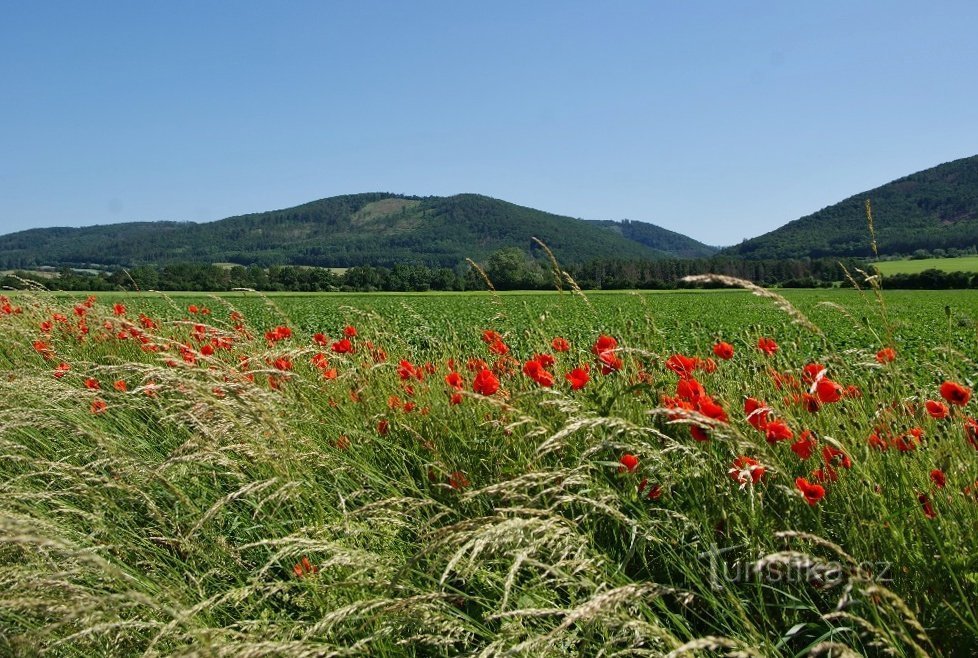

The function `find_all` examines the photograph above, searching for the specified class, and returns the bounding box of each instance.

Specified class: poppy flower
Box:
[925,399,949,419]
[592,335,618,355]
[112,303,126,316]
[729,456,765,486]
[313,333,329,346]
[487,338,509,356]
[449,471,470,490]
[965,417,978,450]
[481,329,502,344]
[800,363,825,384]
[343,325,357,338]
[791,430,817,460]
[90,399,108,414]
[690,425,710,442]
[815,378,843,404]
[618,453,639,473]
[744,397,772,430]
[665,354,698,378]
[113,380,127,392]
[677,378,706,402]
[765,419,793,443]
[534,353,556,368]
[551,336,570,352]
[756,337,778,356]
[445,371,464,390]
[376,419,389,435]
[795,477,825,506]
[930,469,946,488]
[638,479,663,500]
[565,366,590,390]
[522,359,554,387]
[876,347,896,363]
[940,381,971,407]
[472,368,500,396]
[53,362,71,379]
[598,350,623,375]
[449,392,463,405]
[822,445,851,469]
[712,341,734,360]
[292,556,319,578]
[918,493,936,519]
[331,338,354,354]
[84,377,101,390]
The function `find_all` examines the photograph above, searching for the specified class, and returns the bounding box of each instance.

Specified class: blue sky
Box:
[2,1,976,246]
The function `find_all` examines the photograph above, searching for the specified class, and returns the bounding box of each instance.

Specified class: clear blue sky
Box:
[2,1,976,246]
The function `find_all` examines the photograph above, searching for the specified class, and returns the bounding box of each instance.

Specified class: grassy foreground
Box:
[1,285,977,656]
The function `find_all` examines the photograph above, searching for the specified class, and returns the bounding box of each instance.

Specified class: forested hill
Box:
[0,193,716,269]
[722,154,978,259]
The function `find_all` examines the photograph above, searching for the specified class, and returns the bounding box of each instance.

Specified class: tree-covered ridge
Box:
[723,154,978,259]
[0,193,716,269]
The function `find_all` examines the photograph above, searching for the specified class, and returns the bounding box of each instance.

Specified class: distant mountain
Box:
[0,193,716,269]
[722,154,978,259]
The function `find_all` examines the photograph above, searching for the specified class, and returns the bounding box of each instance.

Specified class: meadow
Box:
[871,255,978,276]
[1,283,977,656]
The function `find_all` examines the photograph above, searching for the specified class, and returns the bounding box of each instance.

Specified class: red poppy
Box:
[113,380,127,392]
[756,337,778,356]
[90,399,108,414]
[765,419,794,443]
[481,329,502,344]
[665,354,698,379]
[795,477,825,506]
[377,419,389,435]
[690,425,710,442]
[677,378,706,402]
[53,362,71,379]
[712,341,734,360]
[940,381,971,407]
[918,493,936,519]
[965,417,978,450]
[84,377,101,390]
[343,325,357,338]
[331,338,354,354]
[313,332,329,346]
[822,445,851,469]
[815,378,843,404]
[618,453,639,473]
[930,469,946,488]
[551,336,570,352]
[112,303,126,316]
[522,359,554,387]
[445,371,464,390]
[592,335,618,354]
[472,368,500,396]
[729,456,765,486]
[292,556,319,578]
[925,400,949,419]
[791,430,817,460]
[638,479,663,500]
[534,353,556,368]
[565,366,590,390]
[448,471,470,490]
[876,347,896,363]
[744,397,772,430]
[598,350,623,375]
[801,363,825,384]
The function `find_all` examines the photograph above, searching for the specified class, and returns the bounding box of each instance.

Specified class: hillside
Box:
[723,154,978,259]
[0,193,716,269]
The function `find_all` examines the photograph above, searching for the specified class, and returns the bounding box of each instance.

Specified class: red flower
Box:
[377,419,389,435]
[756,337,778,356]
[331,338,354,353]
[665,354,698,379]
[795,477,825,506]
[940,381,971,406]
[729,456,765,486]
[84,377,101,390]
[822,445,851,469]
[815,378,843,404]
[472,368,500,396]
[618,453,639,473]
[449,392,463,405]
[534,353,556,368]
[551,336,570,352]
[113,380,127,392]
[53,362,71,379]
[744,397,771,430]
[930,469,946,488]
[790,430,817,460]
[112,303,126,316]
[598,350,623,375]
[965,417,978,450]
[712,341,734,360]
[292,556,319,578]
[445,371,464,390]
[343,325,357,337]
[90,399,108,414]
[764,419,793,443]
[481,329,502,344]
[522,359,554,387]
[565,366,590,390]
[925,399,949,419]
[876,347,896,363]
[313,332,329,346]
[592,335,618,355]
[448,471,470,490]
[918,493,936,519]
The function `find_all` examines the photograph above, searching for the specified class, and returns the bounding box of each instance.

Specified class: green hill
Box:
[723,154,978,259]
[0,193,716,269]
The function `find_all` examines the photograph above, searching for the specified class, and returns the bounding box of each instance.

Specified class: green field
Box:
[2,287,977,656]
[872,255,978,275]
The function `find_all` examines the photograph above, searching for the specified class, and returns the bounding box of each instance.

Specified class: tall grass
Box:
[0,284,975,657]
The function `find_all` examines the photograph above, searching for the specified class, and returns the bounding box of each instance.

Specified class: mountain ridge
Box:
[0,192,717,269]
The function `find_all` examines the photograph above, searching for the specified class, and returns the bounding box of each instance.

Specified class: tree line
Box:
[3,250,976,292]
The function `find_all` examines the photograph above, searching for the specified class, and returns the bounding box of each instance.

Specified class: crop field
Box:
[1,284,978,656]
[872,255,978,275]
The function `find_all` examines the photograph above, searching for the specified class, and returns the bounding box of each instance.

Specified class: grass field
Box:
[872,255,978,275]
[1,284,977,656]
